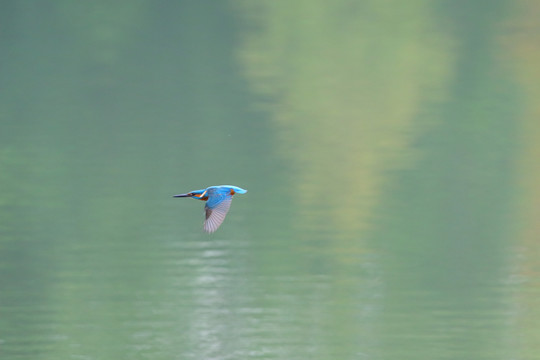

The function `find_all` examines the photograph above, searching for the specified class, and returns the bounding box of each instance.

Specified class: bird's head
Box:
[173,189,208,201]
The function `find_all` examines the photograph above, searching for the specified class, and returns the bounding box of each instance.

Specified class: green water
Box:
[2,1,539,359]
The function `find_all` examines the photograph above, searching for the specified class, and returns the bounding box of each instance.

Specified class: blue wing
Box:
[204,193,233,233]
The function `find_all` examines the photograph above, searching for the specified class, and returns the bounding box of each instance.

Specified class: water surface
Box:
[1,1,539,359]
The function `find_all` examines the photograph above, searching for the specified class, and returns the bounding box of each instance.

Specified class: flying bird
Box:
[173,185,247,233]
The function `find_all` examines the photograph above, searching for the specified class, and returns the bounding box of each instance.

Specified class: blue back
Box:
[205,185,247,208]
[211,185,247,194]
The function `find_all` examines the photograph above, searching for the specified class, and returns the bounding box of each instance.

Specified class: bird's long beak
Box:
[173,193,192,198]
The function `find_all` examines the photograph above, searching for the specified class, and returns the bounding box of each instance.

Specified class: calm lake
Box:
[1,1,539,359]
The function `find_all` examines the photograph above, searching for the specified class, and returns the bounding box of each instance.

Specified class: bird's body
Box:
[173,185,247,233]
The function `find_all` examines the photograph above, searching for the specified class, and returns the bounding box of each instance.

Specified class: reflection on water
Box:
[2,1,540,359]
[2,230,533,359]
[236,0,452,240]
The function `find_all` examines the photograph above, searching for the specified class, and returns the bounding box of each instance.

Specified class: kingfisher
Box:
[173,185,247,233]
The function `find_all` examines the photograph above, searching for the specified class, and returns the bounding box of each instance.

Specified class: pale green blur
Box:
[1,1,539,359]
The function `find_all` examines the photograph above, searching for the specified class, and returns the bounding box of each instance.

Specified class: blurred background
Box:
[1,1,539,359]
